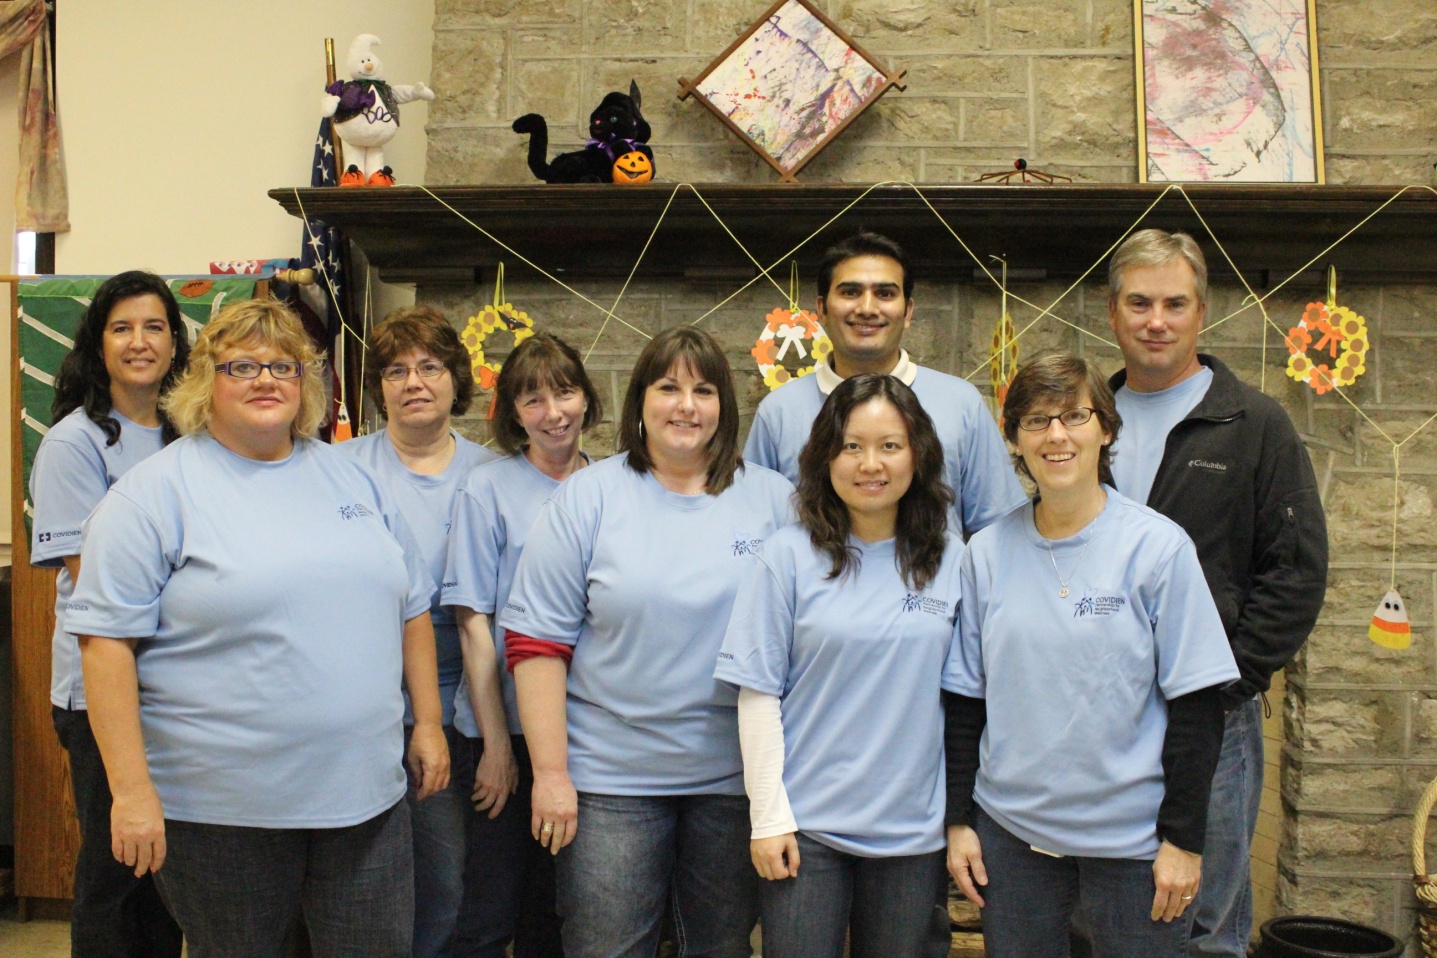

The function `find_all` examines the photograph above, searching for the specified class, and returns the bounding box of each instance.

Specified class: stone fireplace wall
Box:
[419,0,1437,946]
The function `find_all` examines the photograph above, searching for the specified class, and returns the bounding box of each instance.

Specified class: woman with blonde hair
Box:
[69,298,449,958]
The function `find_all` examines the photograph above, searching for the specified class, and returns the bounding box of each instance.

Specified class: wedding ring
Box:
[1182,895,1193,900]
[541,822,554,833]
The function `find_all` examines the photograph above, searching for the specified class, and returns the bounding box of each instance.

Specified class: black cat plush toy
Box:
[513,81,655,185]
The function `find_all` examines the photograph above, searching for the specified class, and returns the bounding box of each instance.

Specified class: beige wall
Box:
[55,0,436,277]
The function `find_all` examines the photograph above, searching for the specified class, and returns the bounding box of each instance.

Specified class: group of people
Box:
[31,228,1328,958]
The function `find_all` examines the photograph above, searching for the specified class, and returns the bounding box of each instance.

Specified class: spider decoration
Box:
[977,158,1073,184]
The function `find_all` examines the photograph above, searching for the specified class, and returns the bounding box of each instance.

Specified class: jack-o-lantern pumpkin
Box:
[612,150,653,185]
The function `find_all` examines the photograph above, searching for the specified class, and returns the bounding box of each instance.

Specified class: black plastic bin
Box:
[1257,916,1403,958]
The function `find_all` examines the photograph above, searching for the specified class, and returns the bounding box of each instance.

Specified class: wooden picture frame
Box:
[1134,0,1325,184]
[678,0,906,183]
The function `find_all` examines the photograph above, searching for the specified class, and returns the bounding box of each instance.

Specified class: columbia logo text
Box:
[1189,459,1227,472]
[337,503,376,520]
[902,594,950,616]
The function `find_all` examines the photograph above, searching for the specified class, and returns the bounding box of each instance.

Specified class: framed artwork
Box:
[1134,0,1325,183]
[678,0,905,182]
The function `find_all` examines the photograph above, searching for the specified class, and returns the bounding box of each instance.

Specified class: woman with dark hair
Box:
[343,305,498,958]
[442,332,601,957]
[31,269,187,957]
[70,299,448,958]
[942,353,1238,958]
[716,373,960,958]
[499,326,793,958]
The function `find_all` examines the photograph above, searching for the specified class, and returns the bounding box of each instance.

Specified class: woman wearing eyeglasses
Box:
[343,306,499,958]
[68,299,449,958]
[941,353,1238,958]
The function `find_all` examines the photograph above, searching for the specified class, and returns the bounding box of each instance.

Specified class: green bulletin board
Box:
[17,276,261,531]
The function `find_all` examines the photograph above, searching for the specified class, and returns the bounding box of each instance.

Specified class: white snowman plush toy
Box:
[321,34,434,186]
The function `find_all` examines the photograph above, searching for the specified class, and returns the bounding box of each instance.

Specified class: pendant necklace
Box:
[1045,537,1091,598]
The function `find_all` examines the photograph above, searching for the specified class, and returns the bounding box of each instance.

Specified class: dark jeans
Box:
[52,705,183,958]
[153,800,413,958]
[405,725,468,958]
[975,807,1191,958]
[454,735,562,958]
[759,833,950,958]
[557,791,758,958]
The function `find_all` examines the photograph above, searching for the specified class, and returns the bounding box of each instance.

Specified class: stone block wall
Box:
[418,0,1437,949]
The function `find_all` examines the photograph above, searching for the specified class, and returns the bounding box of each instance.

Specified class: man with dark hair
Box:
[1105,228,1328,956]
[744,231,1022,537]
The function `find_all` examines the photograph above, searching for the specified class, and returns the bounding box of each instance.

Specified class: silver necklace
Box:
[1045,538,1090,598]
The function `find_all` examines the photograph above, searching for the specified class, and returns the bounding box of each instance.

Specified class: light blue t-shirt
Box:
[443,452,584,739]
[65,434,433,829]
[743,365,1024,536]
[341,429,499,726]
[1111,366,1213,505]
[30,408,164,711]
[500,453,794,796]
[941,490,1237,860]
[717,525,964,857]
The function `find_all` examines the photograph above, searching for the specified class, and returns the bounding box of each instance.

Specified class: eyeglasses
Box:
[1017,407,1097,432]
[214,360,303,380]
[380,361,448,382]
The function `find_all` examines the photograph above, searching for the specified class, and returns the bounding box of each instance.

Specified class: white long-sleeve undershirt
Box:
[736,686,798,839]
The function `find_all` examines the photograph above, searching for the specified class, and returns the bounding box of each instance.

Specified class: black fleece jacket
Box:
[1109,355,1329,709]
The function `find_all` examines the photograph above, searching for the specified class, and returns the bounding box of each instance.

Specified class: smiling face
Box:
[515,380,588,461]
[102,293,175,400]
[829,396,914,535]
[641,360,720,466]
[1109,259,1207,392]
[612,151,653,184]
[1014,387,1112,500]
[817,254,914,377]
[381,348,455,436]
[208,340,302,460]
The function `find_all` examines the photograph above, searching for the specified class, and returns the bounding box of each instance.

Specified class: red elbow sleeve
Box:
[505,633,574,673]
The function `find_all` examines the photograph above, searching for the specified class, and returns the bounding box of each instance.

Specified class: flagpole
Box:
[325,39,345,175]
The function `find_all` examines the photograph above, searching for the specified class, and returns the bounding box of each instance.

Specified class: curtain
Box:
[0,0,67,232]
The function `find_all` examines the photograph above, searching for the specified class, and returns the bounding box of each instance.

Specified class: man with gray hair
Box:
[1105,228,1328,956]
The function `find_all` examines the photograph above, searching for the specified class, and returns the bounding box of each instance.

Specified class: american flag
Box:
[293,116,352,440]
[299,116,346,323]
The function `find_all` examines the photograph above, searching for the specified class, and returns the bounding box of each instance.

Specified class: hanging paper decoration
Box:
[987,257,1019,410]
[461,262,536,392]
[1369,589,1411,649]
[752,262,832,391]
[1285,266,1369,395]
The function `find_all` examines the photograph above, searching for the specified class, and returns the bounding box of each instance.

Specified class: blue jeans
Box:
[454,735,562,958]
[52,706,184,958]
[407,724,469,958]
[1187,696,1263,957]
[153,801,413,958]
[759,833,949,958]
[556,792,758,958]
[975,807,1191,958]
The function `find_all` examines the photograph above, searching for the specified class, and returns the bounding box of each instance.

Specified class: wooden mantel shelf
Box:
[268,183,1437,284]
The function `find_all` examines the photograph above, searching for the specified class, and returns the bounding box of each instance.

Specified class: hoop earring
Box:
[638,420,646,441]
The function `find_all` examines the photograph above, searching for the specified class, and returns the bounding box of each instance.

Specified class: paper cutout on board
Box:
[1369,589,1411,649]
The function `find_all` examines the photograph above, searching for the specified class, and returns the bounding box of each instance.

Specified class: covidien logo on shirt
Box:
[1072,593,1128,618]
[731,533,763,557]
[37,530,81,543]
[902,593,950,616]
[337,503,376,520]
